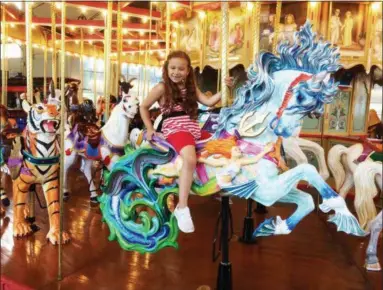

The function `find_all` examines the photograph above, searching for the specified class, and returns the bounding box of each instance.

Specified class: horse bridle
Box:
[270,73,312,130]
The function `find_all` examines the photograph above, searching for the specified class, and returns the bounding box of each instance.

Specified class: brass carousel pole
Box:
[144,2,153,98]
[25,2,33,103]
[103,1,112,120]
[165,3,171,56]
[272,1,282,55]
[79,28,84,103]
[220,2,229,107]
[51,3,57,86]
[216,2,232,290]
[1,4,7,105]
[143,43,148,100]
[252,2,261,64]
[58,1,66,281]
[43,32,48,100]
[116,2,122,98]
[25,2,36,223]
[93,52,97,103]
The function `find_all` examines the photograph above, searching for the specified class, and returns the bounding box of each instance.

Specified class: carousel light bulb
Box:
[14,2,22,10]
[139,31,144,36]
[89,40,93,45]
[81,7,87,13]
[140,40,145,45]
[172,32,177,38]
[128,40,133,45]
[172,21,178,28]
[171,3,177,10]
[140,51,144,55]
[247,2,253,11]
[32,24,36,29]
[149,50,153,55]
[310,2,317,8]
[123,14,128,20]
[55,3,62,9]
[123,28,128,35]
[102,10,107,17]
[71,26,76,31]
[75,40,79,44]
[372,2,381,11]
[10,23,15,28]
[198,11,206,19]
[153,40,158,46]
[89,27,95,33]
[142,17,148,23]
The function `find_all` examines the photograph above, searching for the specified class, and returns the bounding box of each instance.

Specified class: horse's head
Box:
[118,94,139,120]
[64,82,80,107]
[22,100,60,134]
[214,21,341,141]
[76,99,98,124]
[119,76,136,98]
[47,81,62,106]
[270,69,337,138]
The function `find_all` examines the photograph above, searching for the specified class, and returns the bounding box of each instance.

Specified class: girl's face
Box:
[168,57,190,84]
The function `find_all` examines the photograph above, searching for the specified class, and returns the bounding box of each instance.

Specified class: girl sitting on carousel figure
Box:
[140,50,233,233]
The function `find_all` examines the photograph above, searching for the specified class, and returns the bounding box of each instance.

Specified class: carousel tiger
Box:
[12,100,70,244]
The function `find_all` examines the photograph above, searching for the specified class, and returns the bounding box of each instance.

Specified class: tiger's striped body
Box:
[13,100,70,244]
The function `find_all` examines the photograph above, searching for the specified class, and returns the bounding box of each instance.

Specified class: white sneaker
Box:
[174,206,195,233]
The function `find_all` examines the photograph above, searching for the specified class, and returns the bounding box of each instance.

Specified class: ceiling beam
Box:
[65,1,161,19]
[6,17,164,33]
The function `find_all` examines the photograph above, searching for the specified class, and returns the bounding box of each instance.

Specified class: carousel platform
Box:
[1,167,382,290]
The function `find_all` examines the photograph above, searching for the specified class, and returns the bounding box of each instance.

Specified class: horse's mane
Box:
[214,21,341,138]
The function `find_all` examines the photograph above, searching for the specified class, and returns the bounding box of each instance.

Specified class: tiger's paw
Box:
[13,221,33,237]
[46,228,71,245]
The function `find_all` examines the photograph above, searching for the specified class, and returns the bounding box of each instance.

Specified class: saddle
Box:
[77,123,101,148]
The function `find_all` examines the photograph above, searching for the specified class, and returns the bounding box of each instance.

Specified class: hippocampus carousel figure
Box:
[99,22,365,254]
[10,99,70,244]
[63,78,138,203]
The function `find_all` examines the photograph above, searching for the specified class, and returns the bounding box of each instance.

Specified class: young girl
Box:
[140,50,233,233]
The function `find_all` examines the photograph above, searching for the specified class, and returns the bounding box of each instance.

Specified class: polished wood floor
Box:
[1,167,382,290]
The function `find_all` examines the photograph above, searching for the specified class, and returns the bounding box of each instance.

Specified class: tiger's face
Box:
[22,100,60,134]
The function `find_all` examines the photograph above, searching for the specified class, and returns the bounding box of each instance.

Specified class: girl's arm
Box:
[196,77,234,107]
[140,83,164,140]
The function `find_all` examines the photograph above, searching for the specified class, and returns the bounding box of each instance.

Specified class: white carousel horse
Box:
[328,141,382,198]
[63,91,138,202]
[353,160,382,271]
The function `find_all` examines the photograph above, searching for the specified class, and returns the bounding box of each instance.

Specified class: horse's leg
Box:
[13,173,34,237]
[253,187,315,237]
[298,137,330,181]
[80,158,98,203]
[63,141,77,201]
[42,173,70,244]
[251,164,365,237]
[365,211,382,271]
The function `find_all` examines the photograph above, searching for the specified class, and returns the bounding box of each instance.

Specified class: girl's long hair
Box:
[162,51,198,119]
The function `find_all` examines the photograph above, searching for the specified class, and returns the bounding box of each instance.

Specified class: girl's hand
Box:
[146,129,157,141]
[225,76,235,88]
